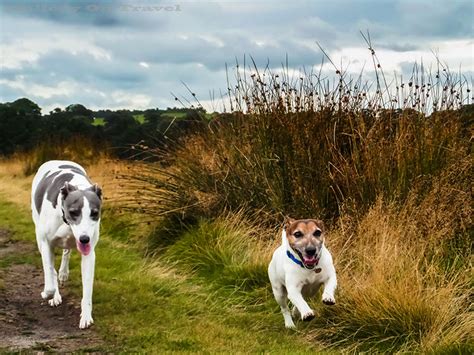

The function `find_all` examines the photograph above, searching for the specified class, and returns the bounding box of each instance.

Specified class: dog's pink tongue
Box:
[304,256,317,265]
[77,242,91,256]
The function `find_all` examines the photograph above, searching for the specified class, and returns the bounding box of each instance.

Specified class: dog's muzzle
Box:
[77,235,91,256]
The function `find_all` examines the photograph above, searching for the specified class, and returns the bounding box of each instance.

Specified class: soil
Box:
[0,228,105,353]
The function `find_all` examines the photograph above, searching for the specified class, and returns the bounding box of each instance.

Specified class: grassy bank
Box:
[0,160,321,353]
[118,58,473,353]
[1,190,472,352]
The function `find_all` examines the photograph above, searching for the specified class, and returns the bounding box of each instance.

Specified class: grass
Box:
[94,112,192,126]
[133,114,145,124]
[95,112,190,126]
[118,47,473,353]
[161,111,187,119]
[0,160,321,353]
[120,110,471,231]
[93,114,154,126]
[17,136,107,176]
[0,197,42,271]
[92,117,105,126]
[308,199,473,353]
[160,203,473,353]
[163,212,275,305]
[0,149,472,353]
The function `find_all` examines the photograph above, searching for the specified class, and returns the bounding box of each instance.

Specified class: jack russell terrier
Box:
[268,218,337,328]
[31,160,102,329]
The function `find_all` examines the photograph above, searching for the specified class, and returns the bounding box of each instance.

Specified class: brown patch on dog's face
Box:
[285,218,325,268]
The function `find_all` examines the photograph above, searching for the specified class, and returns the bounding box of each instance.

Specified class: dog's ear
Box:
[314,219,325,232]
[88,184,102,200]
[284,216,295,230]
[60,182,77,199]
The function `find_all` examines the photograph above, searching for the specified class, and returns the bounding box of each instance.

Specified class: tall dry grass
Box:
[155,186,472,352]
[121,59,471,224]
[313,182,472,352]
[0,145,132,208]
[118,47,473,352]
[158,160,472,351]
[20,136,107,176]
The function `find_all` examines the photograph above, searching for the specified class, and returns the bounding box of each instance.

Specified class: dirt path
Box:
[0,228,105,352]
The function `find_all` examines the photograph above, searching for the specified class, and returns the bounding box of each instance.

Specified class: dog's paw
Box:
[58,271,69,285]
[48,293,62,307]
[79,314,94,329]
[41,288,55,300]
[301,310,315,322]
[322,295,336,306]
[285,320,296,329]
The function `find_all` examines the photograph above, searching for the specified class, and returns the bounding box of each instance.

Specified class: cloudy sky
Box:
[0,0,472,113]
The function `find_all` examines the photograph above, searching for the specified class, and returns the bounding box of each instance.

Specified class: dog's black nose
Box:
[305,247,317,256]
[79,235,90,244]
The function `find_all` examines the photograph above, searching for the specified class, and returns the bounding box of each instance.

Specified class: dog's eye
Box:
[313,230,322,237]
[294,231,303,238]
[90,210,99,219]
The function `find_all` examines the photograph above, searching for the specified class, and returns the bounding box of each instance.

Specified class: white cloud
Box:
[110,91,152,110]
[320,39,474,75]
[197,34,225,48]
[0,78,78,99]
[1,36,111,70]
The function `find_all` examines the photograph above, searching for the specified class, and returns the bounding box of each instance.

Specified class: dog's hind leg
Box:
[272,285,295,329]
[48,249,70,307]
[38,239,57,300]
[36,229,62,306]
[48,268,62,307]
[58,249,71,285]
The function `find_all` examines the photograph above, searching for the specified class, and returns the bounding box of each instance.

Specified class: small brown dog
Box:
[268,218,337,328]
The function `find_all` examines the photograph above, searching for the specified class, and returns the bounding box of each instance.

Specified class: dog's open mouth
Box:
[302,256,318,268]
[76,242,91,256]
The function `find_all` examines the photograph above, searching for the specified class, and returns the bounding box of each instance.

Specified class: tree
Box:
[10,98,41,116]
[0,99,42,154]
[66,104,92,117]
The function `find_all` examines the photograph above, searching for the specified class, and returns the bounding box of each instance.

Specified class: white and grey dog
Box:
[268,218,337,329]
[31,160,102,329]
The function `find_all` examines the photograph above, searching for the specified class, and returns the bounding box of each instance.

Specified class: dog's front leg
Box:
[79,250,95,329]
[286,279,315,321]
[58,249,71,285]
[322,268,337,305]
[39,239,56,300]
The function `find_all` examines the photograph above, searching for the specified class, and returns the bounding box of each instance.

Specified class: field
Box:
[92,111,188,126]
[0,54,473,353]
[0,159,319,352]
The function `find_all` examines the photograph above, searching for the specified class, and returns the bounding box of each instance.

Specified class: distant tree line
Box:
[0,98,207,158]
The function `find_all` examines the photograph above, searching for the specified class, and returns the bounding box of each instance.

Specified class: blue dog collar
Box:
[287,250,304,268]
[287,249,321,269]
